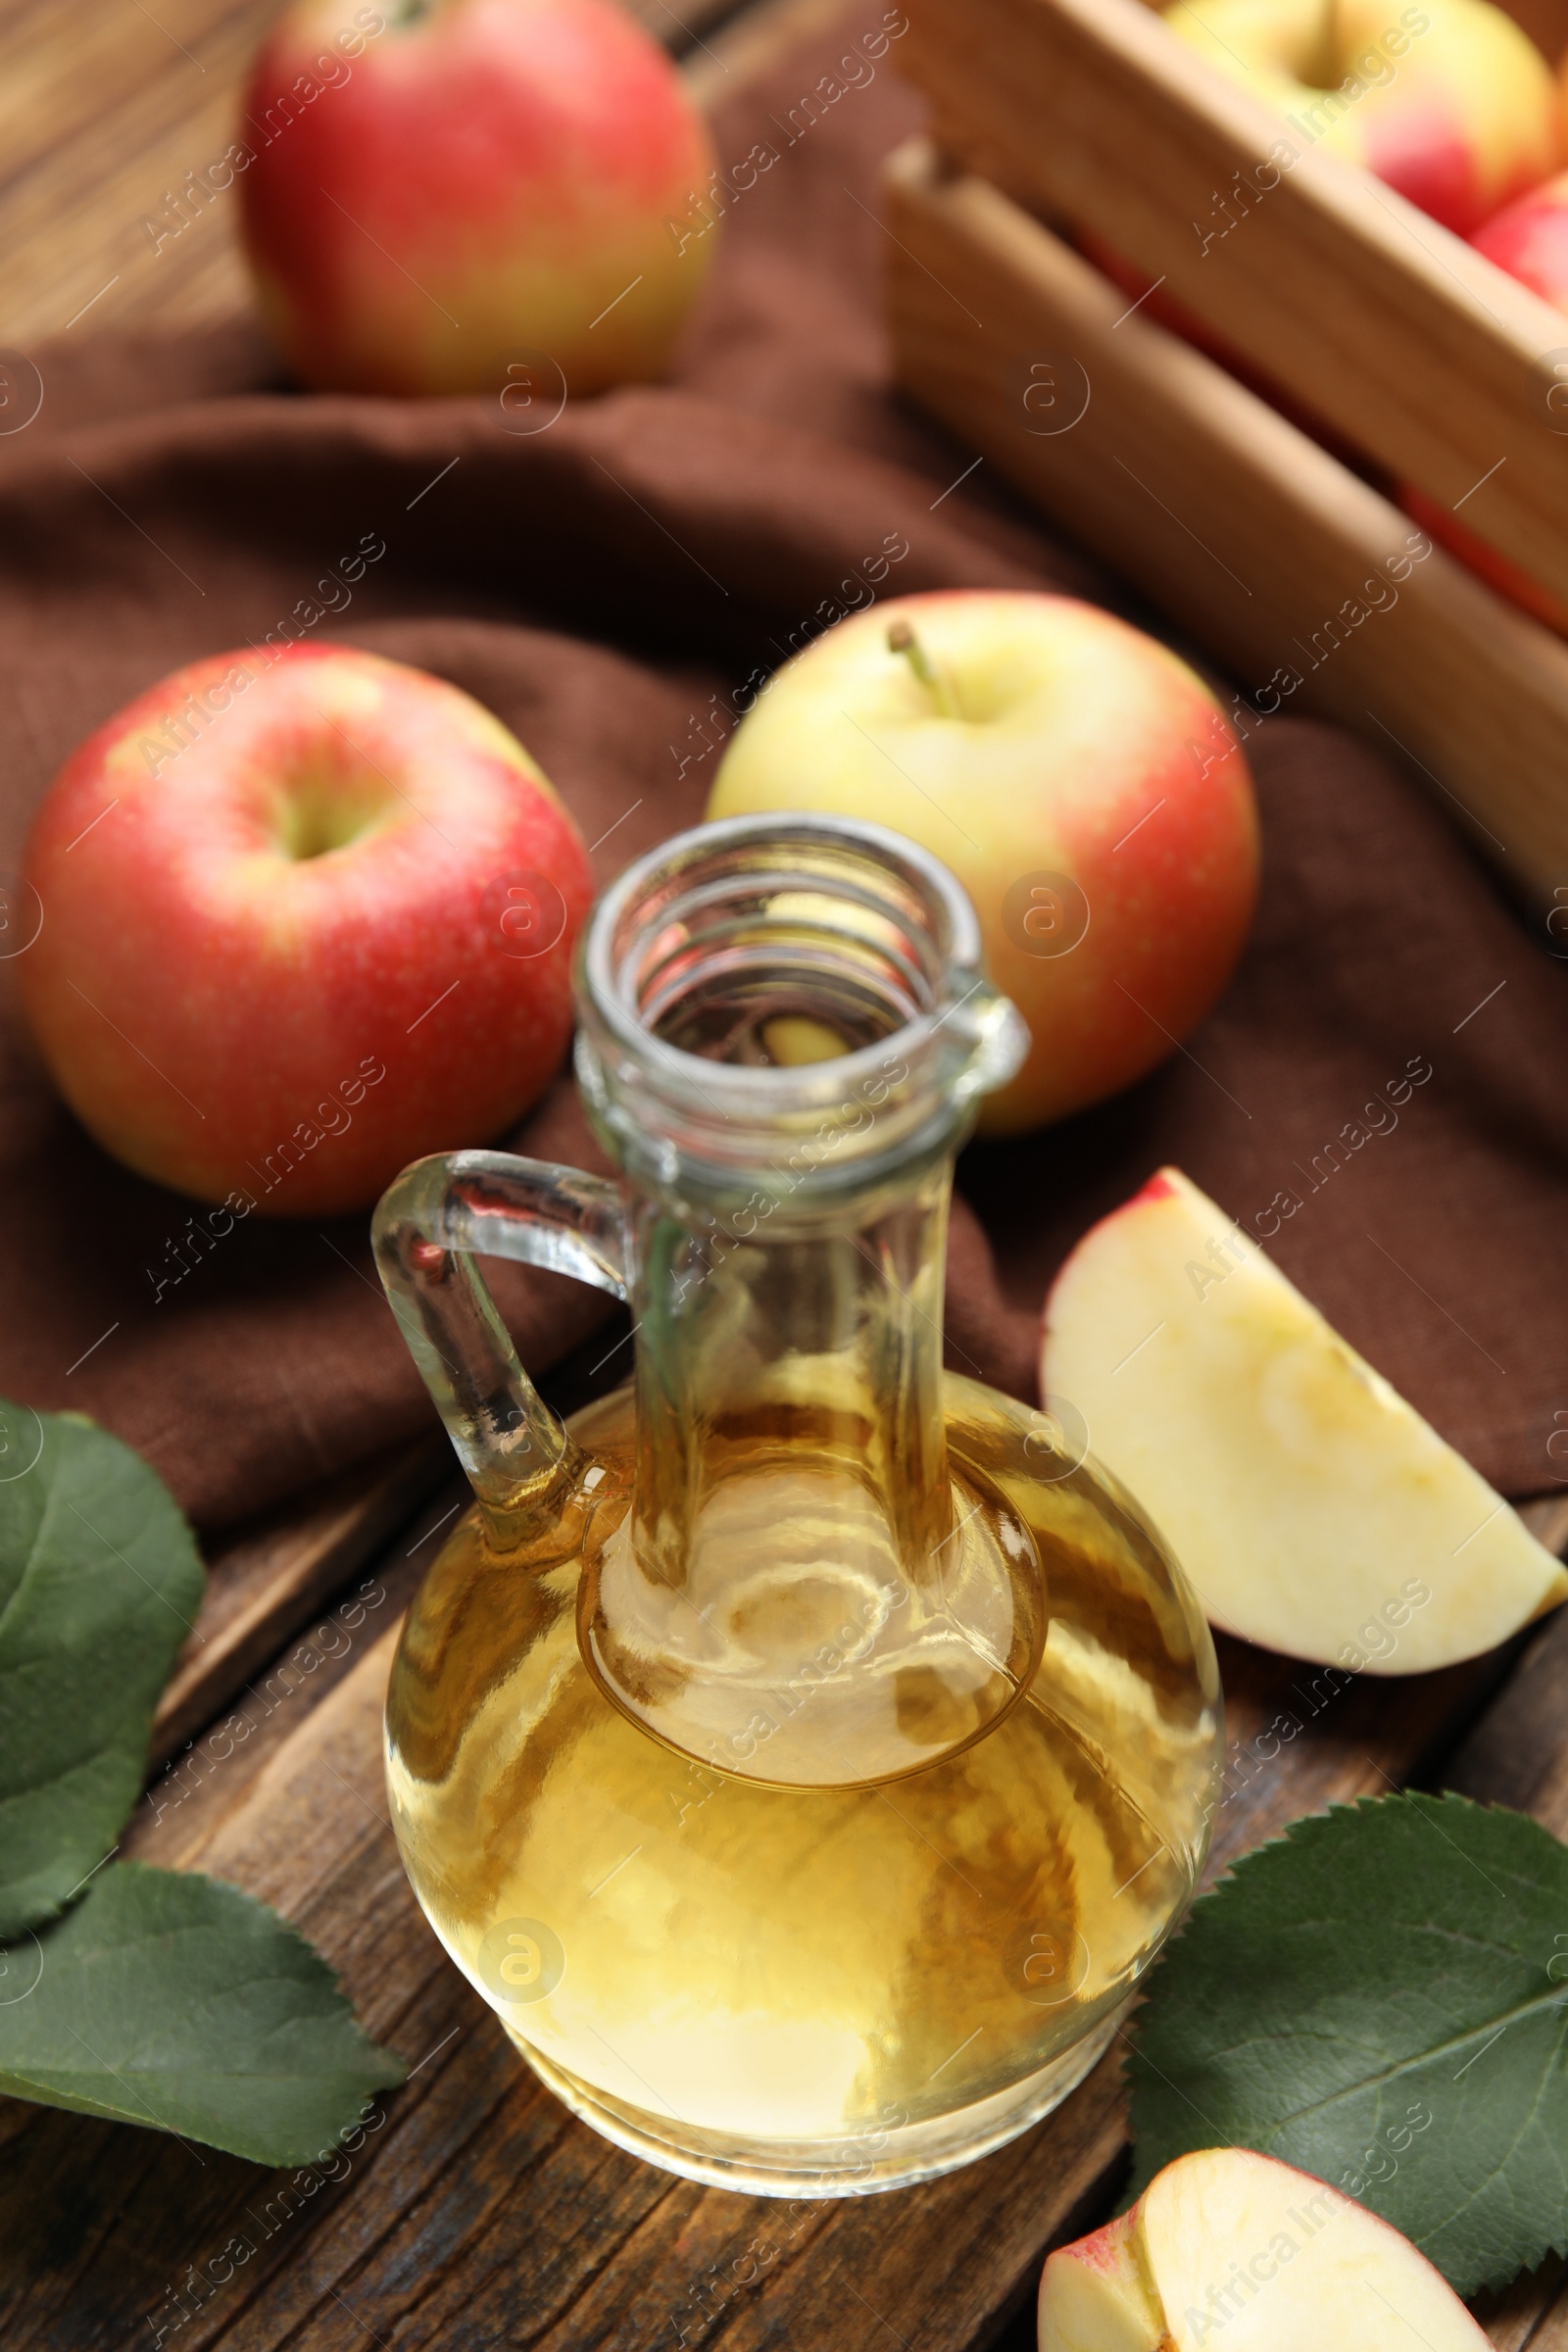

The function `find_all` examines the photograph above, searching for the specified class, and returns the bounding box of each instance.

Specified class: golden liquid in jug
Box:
[385,1373,1220,2194]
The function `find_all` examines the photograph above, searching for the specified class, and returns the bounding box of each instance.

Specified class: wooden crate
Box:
[897,0,1568,609]
[884,134,1568,902]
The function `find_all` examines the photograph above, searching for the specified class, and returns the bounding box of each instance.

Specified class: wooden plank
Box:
[153,1439,451,1770]
[883,136,1568,906]
[145,1307,635,1807]
[0,1502,1534,2345]
[897,0,1568,615]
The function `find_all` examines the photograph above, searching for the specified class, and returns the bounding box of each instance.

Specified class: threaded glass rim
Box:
[573,812,1026,1199]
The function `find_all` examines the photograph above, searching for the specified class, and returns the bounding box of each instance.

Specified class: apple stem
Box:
[887,617,961,719]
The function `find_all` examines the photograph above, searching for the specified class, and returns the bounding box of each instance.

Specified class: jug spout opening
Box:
[573,810,1028,1210]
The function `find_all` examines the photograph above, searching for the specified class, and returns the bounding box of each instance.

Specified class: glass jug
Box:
[374,811,1221,2196]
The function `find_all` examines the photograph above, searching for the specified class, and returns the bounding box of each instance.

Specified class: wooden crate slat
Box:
[884,137,1568,905]
[899,0,1568,615]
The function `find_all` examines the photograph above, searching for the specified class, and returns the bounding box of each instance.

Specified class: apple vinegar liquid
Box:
[375,813,1222,2192]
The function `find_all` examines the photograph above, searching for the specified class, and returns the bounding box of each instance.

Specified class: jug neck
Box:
[572,810,1026,1595]
[623,1132,955,1595]
[370,813,1032,1788]
[568,815,1030,1784]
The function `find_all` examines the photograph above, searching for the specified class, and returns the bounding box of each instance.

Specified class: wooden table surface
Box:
[7,6,1568,2348]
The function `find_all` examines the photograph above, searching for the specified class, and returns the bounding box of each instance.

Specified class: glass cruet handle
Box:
[371,1150,628,1527]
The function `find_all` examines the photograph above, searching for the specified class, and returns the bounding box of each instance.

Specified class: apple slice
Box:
[1039,2148,1489,2350]
[1042,1167,1567,1671]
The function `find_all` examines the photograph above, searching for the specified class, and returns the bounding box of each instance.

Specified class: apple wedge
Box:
[1042,1168,1567,1671]
[1039,2147,1489,2350]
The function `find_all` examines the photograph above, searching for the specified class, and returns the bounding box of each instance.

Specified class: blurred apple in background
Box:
[21,645,592,1214]
[1164,0,1558,236]
[1472,162,1568,296]
[707,592,1259,1136]
[238,0,716,397]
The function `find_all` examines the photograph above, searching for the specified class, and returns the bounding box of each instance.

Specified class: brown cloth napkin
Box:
[2,15,1566,1528]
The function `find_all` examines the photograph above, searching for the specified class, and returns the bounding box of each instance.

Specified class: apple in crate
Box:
[707,593,1260,1135]
[238,0,716,397]
[1473,166,1568,303]
[1039,2147,1489,2350]
[20,644,591,1214]
[1385,172,1568,636]
[1163,0,1558,237]
[1042,1167,1567,1668]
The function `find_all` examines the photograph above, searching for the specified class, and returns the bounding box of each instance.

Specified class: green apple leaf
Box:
[0,1861,406,2164]
[1126,1794,1568,2296]
[0,1399,204,1939]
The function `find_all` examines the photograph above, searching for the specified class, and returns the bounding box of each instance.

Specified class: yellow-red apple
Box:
[237,0,716,398]
[20,644,591,1214]
[1164,0,1558,237]
[1039,2148,1489,2350]
[707,592,1259,1136]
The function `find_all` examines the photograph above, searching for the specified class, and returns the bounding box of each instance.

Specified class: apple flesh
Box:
[1164,0,1559,237]
[1040,2148,1490,2350]
[20,643,592,1214]
[1041,1167,1568,1669]
[707,593,1260,1136]
[238,0,716,397]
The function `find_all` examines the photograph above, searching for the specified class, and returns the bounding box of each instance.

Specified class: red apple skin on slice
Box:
[21,643,593,1214]
[1040,2148,1491,2351]
[1040,1167,1567,1671]
[1035,2207,1168,2349]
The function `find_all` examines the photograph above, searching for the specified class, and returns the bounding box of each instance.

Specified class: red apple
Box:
[1164,0,1558,239]
[236,0,716,398]
[20,644,592,1214]
[706,592,1260,1136]
[1473,163,1568,301]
